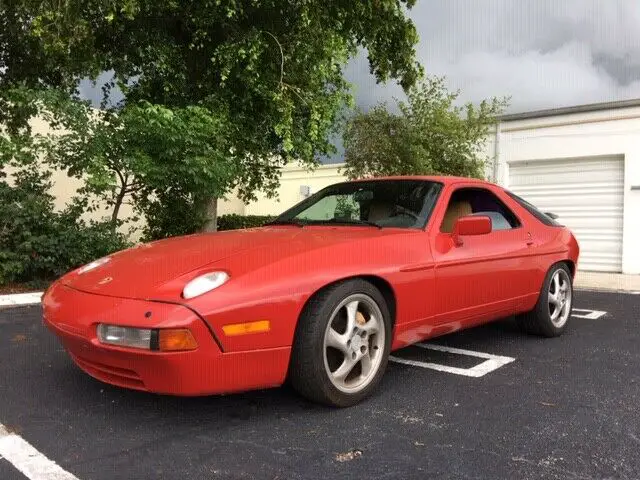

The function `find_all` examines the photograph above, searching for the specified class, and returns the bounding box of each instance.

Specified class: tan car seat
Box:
[440,200,473,233]
[367,201,394,222]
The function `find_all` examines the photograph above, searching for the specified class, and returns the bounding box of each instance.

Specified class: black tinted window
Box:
[505,190,562,226]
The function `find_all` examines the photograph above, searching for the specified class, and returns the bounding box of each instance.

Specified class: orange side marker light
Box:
[222,320,270,337]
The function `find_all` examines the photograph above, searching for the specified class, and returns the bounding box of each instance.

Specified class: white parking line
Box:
[572,308,607,319]
[0,424,79,480]
[390,343,516,377]
[0,292,43,307]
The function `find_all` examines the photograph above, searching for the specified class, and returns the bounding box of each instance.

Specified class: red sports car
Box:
[43,176,579,407]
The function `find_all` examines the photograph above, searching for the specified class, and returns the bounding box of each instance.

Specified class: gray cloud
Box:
[73,1,640,162]
[345,0,640,114]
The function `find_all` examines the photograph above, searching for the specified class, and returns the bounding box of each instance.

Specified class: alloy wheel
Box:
[548,268,572,327]
[323,294,386,393]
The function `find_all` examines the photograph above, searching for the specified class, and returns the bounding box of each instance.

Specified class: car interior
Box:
[441,200,473,233]
[440,188,521,233]
[367,200,395,223]
[360,184,434,227]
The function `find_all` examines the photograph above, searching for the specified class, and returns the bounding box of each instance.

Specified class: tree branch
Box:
[262,31,284,86]
[114,168,126,187]
[259,31,308,105]
[282,82,308,105]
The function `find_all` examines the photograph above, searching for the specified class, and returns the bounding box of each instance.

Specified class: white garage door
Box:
[508,156,624,273]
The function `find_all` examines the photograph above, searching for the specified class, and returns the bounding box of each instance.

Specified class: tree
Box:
[40,94,238,232]
[0,95,130,285]
[1,0,424,232]
[2,86,238,238]
[343,76,509,180]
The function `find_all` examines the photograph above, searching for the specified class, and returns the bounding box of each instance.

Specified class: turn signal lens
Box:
[222,320,270,336]
[158,329,198,351]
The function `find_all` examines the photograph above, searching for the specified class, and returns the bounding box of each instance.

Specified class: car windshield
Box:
[271,179,443,229]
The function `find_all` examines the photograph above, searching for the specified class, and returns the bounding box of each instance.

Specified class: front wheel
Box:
[517,263,574,337]
[288,280,392,407]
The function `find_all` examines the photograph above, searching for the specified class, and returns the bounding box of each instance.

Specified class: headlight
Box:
[182,271,229,299]
[96,324,152,349]
[96,324,198,351]
[77,257,111,274]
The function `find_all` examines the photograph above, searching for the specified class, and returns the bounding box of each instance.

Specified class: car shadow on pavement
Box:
[48,316,526,421]
[2,304,564,438]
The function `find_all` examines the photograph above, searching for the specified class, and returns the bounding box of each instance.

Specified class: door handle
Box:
[526,232,534,246]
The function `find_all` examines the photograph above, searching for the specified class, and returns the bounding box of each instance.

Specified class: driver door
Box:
[430,184,537,326]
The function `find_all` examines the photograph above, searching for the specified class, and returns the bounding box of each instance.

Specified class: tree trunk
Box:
[203,197,218,232]
[111,183,127,230]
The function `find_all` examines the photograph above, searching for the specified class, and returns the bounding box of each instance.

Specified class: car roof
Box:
[347,175,500,188]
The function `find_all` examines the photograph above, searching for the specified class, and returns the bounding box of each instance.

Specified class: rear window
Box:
[504,190,562,227]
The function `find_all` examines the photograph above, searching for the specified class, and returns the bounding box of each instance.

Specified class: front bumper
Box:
[42,282,290,396]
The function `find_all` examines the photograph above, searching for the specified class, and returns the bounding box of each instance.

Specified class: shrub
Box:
[0,165,130,286]
[138,190,209,241]
[217,214,275,231]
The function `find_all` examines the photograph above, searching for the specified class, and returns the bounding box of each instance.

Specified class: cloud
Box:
[71,0,640,162]
[344,0,640,114]
[432,42,640,112]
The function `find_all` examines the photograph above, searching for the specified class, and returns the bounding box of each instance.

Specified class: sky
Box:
[345,0,640,114]
[79,0,640,160]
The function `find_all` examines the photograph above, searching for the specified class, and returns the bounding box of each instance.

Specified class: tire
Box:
[288,279,392,407]
[517,262,574,337]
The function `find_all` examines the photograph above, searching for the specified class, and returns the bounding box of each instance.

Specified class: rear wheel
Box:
[289,280,392,407]
[517,263,573,337]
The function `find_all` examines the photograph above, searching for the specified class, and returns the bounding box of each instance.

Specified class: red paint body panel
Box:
[42,176,580,396]
[42,282,289,395]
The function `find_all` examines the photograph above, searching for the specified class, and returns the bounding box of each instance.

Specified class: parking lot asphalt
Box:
[1,290,639,480]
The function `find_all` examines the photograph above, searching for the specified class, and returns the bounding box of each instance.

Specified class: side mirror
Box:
[452,215,492,246]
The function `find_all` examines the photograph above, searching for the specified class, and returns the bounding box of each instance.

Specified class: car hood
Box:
[61,226,404,300]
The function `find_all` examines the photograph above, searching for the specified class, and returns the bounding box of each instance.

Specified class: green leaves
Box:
[3,0,424,241]
[0,162,130,286]
[343,76,509,181]
[217,214,275,231]
[2,0,422,197]
[0,86,240,236]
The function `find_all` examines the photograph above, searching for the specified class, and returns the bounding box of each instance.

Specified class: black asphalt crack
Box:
[0,290,638,480]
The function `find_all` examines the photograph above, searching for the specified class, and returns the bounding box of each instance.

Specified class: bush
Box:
[217,214,275,231]
[0,166,130,286]
[138,190,209,242]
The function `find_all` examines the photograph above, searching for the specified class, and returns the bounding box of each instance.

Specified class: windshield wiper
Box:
[264,219,305,228]
[313,218,383,229]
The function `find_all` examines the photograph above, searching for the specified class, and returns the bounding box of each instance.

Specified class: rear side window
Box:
[504,190,562,226]
[440,187,521,233]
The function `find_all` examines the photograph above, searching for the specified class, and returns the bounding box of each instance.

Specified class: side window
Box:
[504,190,562,226]
[440,187,521,233]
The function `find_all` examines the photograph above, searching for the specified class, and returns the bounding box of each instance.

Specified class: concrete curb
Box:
[0,292,43,308]
[575,287,640,295]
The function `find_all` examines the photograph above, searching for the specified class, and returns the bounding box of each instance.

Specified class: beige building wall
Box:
[236,133,499,217]
[218,190,248,216]
[3,116,145,239]
[2,115,497,234]
[243,162,347,216]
